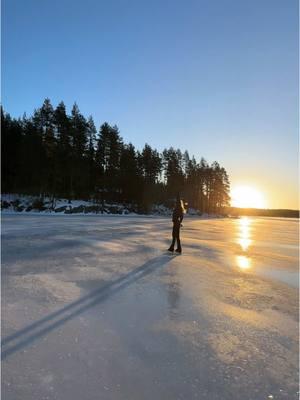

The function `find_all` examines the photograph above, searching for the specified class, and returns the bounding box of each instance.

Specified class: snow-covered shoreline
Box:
[1,194,225,218]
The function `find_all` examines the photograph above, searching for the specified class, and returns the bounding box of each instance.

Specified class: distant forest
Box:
[2,98,231,213]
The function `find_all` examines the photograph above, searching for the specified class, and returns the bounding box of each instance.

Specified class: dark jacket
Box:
[172,207,183,224]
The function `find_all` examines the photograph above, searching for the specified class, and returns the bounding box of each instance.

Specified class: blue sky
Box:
[2,0,298,208]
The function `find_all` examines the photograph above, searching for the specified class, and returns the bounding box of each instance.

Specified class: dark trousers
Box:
[169,222,181,250]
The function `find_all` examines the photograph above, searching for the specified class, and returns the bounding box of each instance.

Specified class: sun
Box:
[231,186,266,209]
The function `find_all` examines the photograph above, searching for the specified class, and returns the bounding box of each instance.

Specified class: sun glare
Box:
[236,255,251,270]
[231,186,266,209]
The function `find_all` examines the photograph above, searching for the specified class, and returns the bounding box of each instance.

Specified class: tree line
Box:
[2,98,230,213]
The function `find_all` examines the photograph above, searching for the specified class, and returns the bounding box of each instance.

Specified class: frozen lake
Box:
[1,214,299,399]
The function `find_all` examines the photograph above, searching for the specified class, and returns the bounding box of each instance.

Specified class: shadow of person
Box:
[166,266,181,320]
[2,254,173,360]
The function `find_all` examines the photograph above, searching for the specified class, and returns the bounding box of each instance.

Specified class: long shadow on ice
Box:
[2,254,172,360]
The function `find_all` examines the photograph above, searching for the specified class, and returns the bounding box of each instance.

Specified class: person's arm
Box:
[179,210,183,223]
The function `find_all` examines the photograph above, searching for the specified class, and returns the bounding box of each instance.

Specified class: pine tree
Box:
[1,109,23,193]
[96,122,123,201]
[20,115,46,195]
[184,155,197,209]
[162,147,184,198]
[70,103,88,197]
[71,103,88,158]
[54,101,71,196]
[140,144,162,184]
[32,99,57,197]
[86,116,97,194]
[119,143,139,203]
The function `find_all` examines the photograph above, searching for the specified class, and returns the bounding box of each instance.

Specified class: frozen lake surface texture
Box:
[1,215,299,400]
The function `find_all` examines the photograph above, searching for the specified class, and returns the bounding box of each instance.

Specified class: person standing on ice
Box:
[168,194,184,254]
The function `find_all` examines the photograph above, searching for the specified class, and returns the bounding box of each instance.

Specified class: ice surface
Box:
[1,215,299,400]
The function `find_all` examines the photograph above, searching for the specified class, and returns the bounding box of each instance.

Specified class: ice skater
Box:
[168,194,184,254]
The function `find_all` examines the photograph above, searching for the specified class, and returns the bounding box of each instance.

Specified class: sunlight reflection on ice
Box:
[236,255,251,270]
[236,217,252,270]
[238,238,251,251]
[238,217,252,251]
